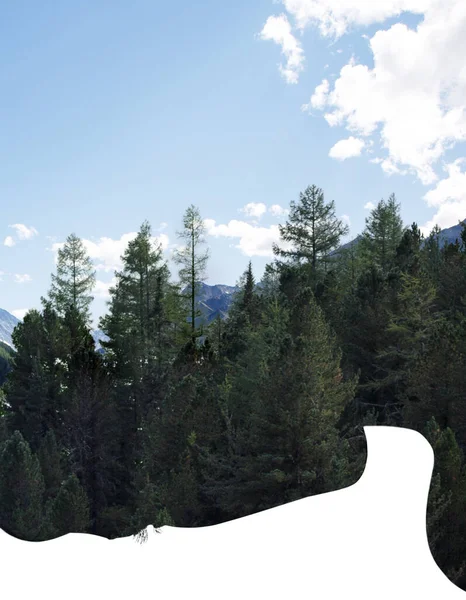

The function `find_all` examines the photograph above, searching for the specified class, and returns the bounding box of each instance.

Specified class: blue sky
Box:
[2,0,465,326]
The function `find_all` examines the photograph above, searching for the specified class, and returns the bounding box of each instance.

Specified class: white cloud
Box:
[270,204,290,217]
[51,232,170,273]
[423,158,466,207]
[14,274,32,284]
[240,203,267,219]
[259,13,305,84]
[341,214,351,226]
[205,218,293,257]
[10,224,38,240]
[370,156,408,176]
[93,277,118,300]
[364,201,375,210]
[329,136,365,160]
[4,236,15,247]
[420,159,466,235]
[267,0,466,185]
[280,0,427,36]
[81,234,137,272]
[11,308,29,320]
[302,79,330,112]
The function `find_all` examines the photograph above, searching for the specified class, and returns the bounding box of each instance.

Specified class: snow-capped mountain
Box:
[0,309,20,348]
[0,309,110,352]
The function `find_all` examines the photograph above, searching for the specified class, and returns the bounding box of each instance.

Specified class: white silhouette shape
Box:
[1,426,464,598]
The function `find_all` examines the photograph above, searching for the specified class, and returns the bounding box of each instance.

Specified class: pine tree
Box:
[98,221,177,518]
[43,473,91,537]
[214,291,357,517]
[61,317,120,535]
[37,429,65,502]
[0,430,45,540]
[420,224,443,285]
[173,205,210,343]
[101,220,173,384]
[4,307,68,451]
[0,341,14,387]
[393,222,423,276]
[359,194,404,276]
[273,184,349,288]
[47,233,96,323]
[221,262,262,362]
[367,270,439,425]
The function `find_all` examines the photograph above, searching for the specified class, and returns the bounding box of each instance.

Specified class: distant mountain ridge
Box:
[0,309,20,348]
[184,282,239,326]
[330,220,466,258]
[422,220,466,248]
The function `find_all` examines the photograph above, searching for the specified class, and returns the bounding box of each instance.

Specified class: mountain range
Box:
[331,220,466,257]
[1,220,465,350]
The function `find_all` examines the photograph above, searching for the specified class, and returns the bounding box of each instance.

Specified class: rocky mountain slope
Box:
[0,309,20,348]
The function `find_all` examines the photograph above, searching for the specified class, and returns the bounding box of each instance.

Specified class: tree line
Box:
[1,189,466,589]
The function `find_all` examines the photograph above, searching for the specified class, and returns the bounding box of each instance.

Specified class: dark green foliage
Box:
[4,307,67,451]
[37,429,64,502]
[359,194,404,276]
[0,431,45,540]
[0,341,14,387]
[43,473,91,538]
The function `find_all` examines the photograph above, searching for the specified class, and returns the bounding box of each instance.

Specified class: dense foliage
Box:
[2,191,466,589]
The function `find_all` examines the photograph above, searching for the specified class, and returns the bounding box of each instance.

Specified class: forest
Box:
[1,185,466,589]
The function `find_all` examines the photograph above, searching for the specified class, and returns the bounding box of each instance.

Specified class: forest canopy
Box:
[2,189,466,589]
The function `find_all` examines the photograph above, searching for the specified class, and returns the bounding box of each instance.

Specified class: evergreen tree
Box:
[221,262,262,362]
[4,307,68,451]
[173,205,210,342]
[366,270,439,426]
[273,184,349,288]
[61,316,121,535]
[0,430,45,540]
[43,473,91,537]
[37,429,65,502]
[211,291,357,518]
[393,222,423,276]
[99,220,173,424]
[47,233,96,323]
[359,194,404,276]
[420,224,443,285]
[0,341,14,387]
